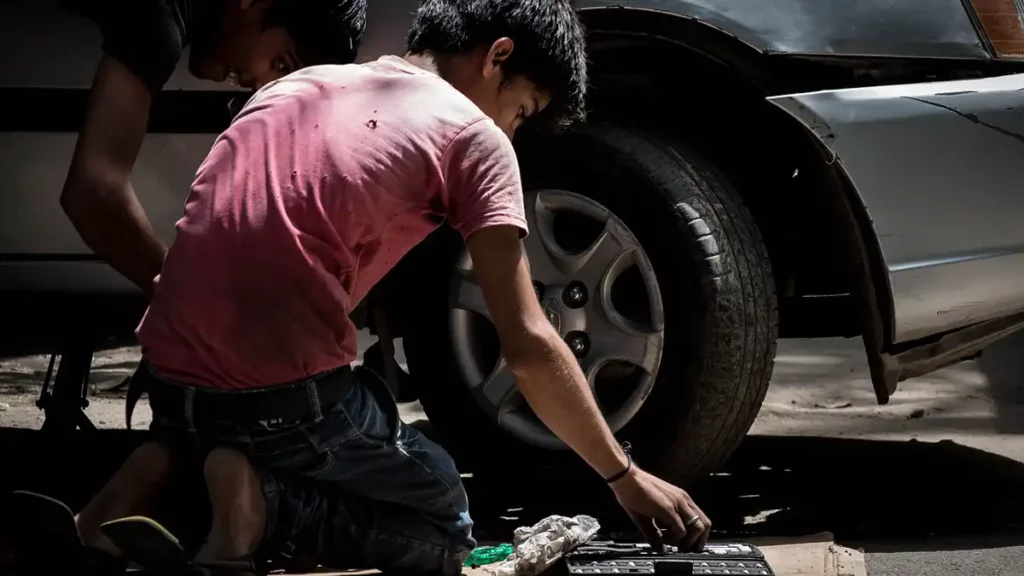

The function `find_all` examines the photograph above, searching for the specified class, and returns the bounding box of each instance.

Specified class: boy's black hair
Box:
[265,0,368,66]
[406,0,588,129]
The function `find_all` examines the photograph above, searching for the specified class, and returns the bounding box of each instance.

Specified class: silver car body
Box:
[770,76,1024,343]
[2,0,1024,377]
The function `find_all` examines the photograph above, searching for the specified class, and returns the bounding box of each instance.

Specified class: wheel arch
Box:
[577,7,895,345]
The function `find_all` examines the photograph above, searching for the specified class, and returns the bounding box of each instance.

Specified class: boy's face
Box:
[448,39,551,138]
[190,0,303,91]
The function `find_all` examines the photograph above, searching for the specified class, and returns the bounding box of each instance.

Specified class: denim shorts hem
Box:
[254,467,281,549]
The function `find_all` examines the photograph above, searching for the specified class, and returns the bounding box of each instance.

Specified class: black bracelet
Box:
[604,442,633,484]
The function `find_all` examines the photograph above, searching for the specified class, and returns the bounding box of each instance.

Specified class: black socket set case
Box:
[564,541,773,576]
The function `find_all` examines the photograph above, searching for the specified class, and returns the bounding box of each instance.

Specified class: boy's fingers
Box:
[657,508,688,547]
[629,513,665,553]
[677,503,704,551]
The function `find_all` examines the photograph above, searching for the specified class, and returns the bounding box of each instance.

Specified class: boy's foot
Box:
[2,490,127,576]
[102,516,249,575]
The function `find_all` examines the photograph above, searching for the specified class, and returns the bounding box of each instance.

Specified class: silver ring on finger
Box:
[684,516,701,527]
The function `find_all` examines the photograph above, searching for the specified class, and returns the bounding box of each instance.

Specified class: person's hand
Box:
[610,467,711,552]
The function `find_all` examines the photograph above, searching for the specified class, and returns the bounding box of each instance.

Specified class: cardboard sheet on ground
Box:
[310,532,865,576]
[748,532,866,576]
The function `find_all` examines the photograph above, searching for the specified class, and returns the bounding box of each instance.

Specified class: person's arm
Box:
[466,225,627,474]
[444,119,710,551]
[60,56,168,296]
[467,226,710,550]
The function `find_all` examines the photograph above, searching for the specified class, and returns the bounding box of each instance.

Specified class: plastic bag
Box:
[484,515,600,576]
[465,543,516,567]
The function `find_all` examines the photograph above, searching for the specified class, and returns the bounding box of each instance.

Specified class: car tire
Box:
[403,122,779,487]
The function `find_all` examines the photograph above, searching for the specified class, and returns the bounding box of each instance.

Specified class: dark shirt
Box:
[60,0,201,93]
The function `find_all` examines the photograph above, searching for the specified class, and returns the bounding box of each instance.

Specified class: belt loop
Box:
[184,387,196,432]
[305,381,323,423]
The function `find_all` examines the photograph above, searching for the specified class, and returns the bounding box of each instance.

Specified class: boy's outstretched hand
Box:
[465,224,711,552]
[610,467,711,552]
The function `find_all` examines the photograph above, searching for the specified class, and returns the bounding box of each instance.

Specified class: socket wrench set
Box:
[565,541,773,576]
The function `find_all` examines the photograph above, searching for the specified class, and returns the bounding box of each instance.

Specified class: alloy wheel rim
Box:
[449,189,665,449]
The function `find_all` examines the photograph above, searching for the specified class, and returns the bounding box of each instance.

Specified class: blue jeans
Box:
[144,364,474,575]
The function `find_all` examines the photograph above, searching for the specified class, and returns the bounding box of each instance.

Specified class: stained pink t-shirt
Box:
[137,56,528,390]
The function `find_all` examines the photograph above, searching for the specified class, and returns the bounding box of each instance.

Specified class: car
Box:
[3,0,1024,487]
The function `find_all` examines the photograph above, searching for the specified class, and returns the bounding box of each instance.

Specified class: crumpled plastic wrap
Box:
[484,515,600,576]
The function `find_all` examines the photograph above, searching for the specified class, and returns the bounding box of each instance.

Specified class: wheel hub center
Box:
[541,297,562,333]
[540,285,587,336]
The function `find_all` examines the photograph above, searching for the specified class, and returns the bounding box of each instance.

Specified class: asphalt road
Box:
[2,332,1023,575]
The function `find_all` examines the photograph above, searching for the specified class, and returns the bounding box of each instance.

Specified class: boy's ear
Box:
[482,37,515,77]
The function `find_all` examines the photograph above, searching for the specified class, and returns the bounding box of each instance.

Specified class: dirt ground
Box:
[2,334,1022,462]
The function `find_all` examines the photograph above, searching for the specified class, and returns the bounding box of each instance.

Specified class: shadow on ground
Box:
[977,329,1024,436]
[1,429,1022,554]
[467,435,1024,552]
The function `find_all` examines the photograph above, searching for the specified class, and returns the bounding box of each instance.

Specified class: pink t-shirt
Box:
[137,56,528,390]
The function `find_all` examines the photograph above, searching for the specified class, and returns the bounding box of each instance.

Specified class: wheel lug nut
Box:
[565,331,590,358]
[563,281,588,308]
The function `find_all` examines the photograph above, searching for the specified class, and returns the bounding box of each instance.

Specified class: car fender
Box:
[355,0,989,63]
[768,74,1024,345]
[576,0,988,59]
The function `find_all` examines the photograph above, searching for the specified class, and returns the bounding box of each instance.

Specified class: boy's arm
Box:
[465,225,627,475]
[447,120,711,551]
[59,0,188,295]
[60,56,167,296]
[466,225,710,551]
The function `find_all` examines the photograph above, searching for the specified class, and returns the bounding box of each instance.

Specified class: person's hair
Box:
[406,0,588,129]
[265,0,368,66]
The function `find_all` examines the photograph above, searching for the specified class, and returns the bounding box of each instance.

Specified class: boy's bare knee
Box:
[82,441,176,513]
[77,441,177,554]
[203,447,264,517]
[201,447,266,559]
[203,447,251,480]
[134,441,176,475]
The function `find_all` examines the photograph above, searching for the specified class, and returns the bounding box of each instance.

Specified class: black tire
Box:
[404,123,779,487]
